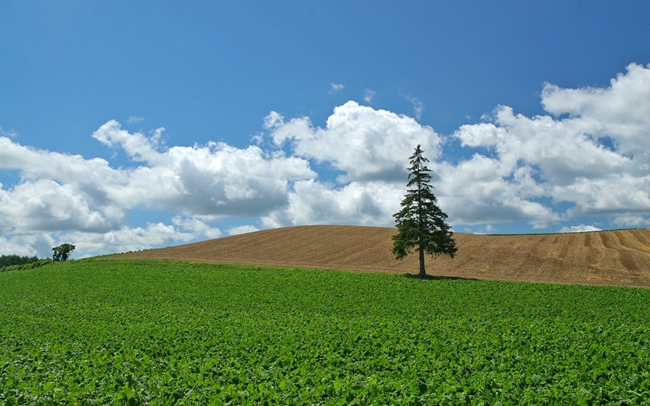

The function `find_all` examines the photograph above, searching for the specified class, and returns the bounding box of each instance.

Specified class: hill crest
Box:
[114,225,650,287]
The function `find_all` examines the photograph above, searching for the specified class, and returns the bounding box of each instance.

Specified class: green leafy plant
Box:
[0,259,649,404]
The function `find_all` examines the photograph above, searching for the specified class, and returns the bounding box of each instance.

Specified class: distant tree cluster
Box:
[0,255,39,268]
[52,244,76,261]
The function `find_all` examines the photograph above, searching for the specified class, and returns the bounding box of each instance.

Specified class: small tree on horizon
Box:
[52,244,76,261]
[392,145,457,278]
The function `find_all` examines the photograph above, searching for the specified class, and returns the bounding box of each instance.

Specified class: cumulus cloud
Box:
[559,224,602,233]
[1,123,315,223]
[261,62,649,232]
[262,180,402,228]
[541,63,650,162]
[433,159,559,228]
[611,214,649,227]
[172,216,222,239]
[1,62,649,257]
[0,221,206,259]
[450,62,650,227]
[456,107,633,184]
[228,225,260,236]
[0,135,124,186]
[265,101,441,182]
[68,223,196,257]
[92,120,316,216]
[0,122,315,256]
[0,233,55,257]
[472,224,495,234]
[0,134,128,236]
[0,179,124,233]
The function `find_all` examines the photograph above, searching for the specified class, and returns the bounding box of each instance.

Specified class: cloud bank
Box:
[1,63,648,257]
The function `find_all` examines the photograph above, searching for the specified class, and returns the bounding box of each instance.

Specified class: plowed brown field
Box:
[114,226,650,287]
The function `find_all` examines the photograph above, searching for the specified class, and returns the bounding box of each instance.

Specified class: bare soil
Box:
[113,225,650,287]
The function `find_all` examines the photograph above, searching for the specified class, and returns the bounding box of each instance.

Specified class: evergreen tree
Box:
[392,145,457,277]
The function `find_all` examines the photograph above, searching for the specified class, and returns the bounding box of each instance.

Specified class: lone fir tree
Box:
[392,145,457,277]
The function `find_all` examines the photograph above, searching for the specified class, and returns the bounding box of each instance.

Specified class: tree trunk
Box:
[419,244,426,278]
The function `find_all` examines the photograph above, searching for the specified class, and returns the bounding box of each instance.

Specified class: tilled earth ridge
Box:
[114,226,650,287]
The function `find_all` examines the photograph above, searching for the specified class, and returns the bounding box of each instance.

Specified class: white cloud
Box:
[0,127,17,138]
[0,122,315,257]
[2,221,211,259]
[455,107,633,184]
[0,179,124,233]
[2,124,316,224]
[262,180,402,228]
[471,224,495,235]
[261,63,650,232]
[68,223,195,257]
[611,214,649,227]
[401,94,424,120]
[228,225,260,236]
[127,116,145,124]
[172,216,222,239]
[559,224,602,233]
[0,233,55,257]
[1,63,649,257]
[0,135,124,186]
[541,63,650,163]
[92,121,167,164]
[330,83,345,94]
[449,62,650,227]
[363,89,376,104]
[433,159,559,228]
[93,120,316,216]
[265,101,442,182]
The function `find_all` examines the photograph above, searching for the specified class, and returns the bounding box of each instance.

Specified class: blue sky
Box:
[1,1,649,258]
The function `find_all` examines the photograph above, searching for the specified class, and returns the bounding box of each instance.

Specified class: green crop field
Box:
[1,259,649,405]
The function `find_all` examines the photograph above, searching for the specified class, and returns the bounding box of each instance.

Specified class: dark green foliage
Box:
[1,259,649,404]
[0,255,39,268]
[0,259,53,273]
[393,145,457,277]
[52,243,75,261]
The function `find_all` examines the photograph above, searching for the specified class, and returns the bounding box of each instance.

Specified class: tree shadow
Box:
[402,273,478,281]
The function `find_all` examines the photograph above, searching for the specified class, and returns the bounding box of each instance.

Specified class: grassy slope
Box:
[1,259,650,404]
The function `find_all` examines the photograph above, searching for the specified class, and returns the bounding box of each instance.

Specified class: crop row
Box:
[1,260,649,404]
